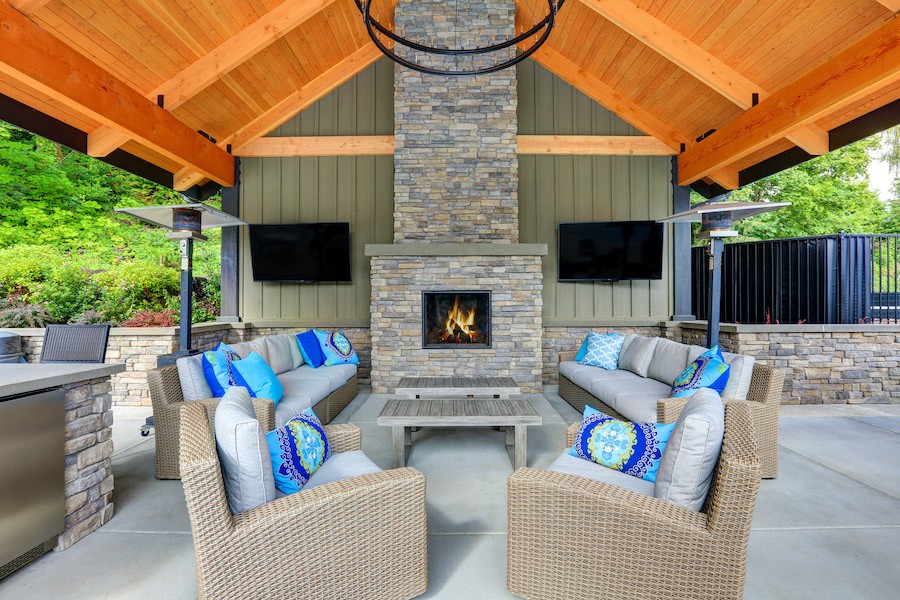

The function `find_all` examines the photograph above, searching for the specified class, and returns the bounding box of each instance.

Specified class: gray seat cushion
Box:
[303,450,382,490]
[654,388,725,512]
[608,393,662,423]
[546,451,655,496]
[617,335,659,378]
[273,393,317,427]
[313,363,357,389]
[722,352,755,400]
[591,377,671,422]
[647,338,690,386]
[176,353,213,401]
[214,387,277,514]
[561,361,640,390]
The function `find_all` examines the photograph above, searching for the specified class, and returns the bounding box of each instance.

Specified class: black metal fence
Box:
[692,234,900,324]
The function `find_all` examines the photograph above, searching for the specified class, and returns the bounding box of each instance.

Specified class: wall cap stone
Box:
[677,321,900,333]
[0,363,126,397]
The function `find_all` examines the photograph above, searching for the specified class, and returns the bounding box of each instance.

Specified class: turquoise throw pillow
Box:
[313,329,359,366]
[577,332,624,370]
[266,409,331,494]
[231,352,284,403]
[670,346,730,398]
[201,347,239,397]
[296,330,326,368]
[574,334,591,362]
[569,406,675,482]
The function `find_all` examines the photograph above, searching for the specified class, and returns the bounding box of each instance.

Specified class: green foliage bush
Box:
[94,262,181,324]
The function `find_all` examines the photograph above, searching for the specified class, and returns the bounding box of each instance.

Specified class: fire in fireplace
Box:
[423,291,491,349]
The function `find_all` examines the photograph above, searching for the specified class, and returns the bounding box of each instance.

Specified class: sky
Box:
[868,155,895,203]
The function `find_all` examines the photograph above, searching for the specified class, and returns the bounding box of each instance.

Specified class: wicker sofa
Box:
[148,333,359,479]
[558,335,783,478]
[508,400,761,600]
[180,398,428,600]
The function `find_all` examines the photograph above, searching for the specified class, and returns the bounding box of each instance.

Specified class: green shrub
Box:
[32,263,101,323]
[94,261,180,324]
[0,244,66,297]
[0,299,49,328]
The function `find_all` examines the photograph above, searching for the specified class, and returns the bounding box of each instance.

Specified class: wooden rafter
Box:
[0,1,234,185]
[234,135,677,156]
[7,0,49,15]
[575,0,829,155]
[679,15,900,186]
[175,43,383,190]
[87,0,339,158]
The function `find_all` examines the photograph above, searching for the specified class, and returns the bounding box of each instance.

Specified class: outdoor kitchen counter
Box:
[0,362,125,573]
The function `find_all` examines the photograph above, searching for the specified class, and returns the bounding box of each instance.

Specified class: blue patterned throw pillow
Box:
[670,346,730,398]
[201,345,240,397]
[569,406,675,482]
[266,409,331,494]
[313,329,359,366]
[577,332,625,370]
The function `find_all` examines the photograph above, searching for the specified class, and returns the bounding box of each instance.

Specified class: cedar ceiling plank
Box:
[531,46,686,151]
[678,15,900,185]
[0,1,234,185]
[876,0,900,10]
[576,0,837,155]
[88,0,340,157]
[8,0,50,15]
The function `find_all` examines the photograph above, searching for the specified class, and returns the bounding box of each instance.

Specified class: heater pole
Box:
[707,237,724,349]
[179,237,193,353]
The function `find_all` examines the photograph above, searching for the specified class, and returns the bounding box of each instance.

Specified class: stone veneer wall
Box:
[392,0,518,243]
[370,255,543,393]
[59,376,115,550]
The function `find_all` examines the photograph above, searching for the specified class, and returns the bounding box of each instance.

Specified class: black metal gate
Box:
[691,233,897,324]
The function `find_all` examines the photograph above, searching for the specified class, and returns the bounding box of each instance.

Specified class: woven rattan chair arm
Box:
[657,396,689,423]
[148,365,185,409]
[558,351,577,363]
[251,398,276,431]
[233,467,426,534]
[509,468,708,533]
[323,424,362,452]
[565,422,580,447]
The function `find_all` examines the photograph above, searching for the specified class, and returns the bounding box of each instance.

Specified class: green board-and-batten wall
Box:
[238,59,673,324]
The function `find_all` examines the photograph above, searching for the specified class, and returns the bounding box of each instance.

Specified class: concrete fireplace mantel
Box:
[366,244,547,257]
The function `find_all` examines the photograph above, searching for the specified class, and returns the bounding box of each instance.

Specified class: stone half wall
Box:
[393,0,518,243]
[370,254,543,393]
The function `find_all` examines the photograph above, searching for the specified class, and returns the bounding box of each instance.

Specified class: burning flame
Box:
[442,295,479,343]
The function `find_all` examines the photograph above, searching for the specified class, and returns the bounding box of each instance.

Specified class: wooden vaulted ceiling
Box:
[0,0,898,196]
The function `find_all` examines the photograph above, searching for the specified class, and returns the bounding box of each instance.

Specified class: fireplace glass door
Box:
[422,291,491,349]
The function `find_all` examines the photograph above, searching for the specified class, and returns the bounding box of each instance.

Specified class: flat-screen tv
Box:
[249,223,351,282]
[558,220,663,282]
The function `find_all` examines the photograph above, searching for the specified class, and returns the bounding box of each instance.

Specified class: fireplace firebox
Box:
[422,291,491,349]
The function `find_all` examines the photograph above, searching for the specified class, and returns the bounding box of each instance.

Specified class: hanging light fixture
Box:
[355,0,566,76]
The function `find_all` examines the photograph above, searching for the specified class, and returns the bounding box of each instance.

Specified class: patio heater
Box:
[658,199,789,348]
[114,203,245,364]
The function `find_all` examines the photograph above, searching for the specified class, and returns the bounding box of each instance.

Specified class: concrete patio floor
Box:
[1,390,898,599]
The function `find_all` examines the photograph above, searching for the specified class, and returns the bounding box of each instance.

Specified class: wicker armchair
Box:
[559,351,784,478]
[180,399,429,600]
[507,401,761,600]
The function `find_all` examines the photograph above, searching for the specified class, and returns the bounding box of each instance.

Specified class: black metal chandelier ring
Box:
[354,0,566,76]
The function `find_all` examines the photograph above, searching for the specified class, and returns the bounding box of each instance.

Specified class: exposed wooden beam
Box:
[234,134,677,157]
[175,43,384,190]
[576,0,828,155]
[0,1,234,185]
[87,0,339,157]
[7,0,49,15]
[708,168,740,190]
[530,46,685,151]
[517,135,676,155]
[238,135,395,156]
[875,1,900,12]
[679,16,900,186]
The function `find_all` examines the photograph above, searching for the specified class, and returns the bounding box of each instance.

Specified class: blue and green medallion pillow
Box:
[296,330,326,368]
[569,406,675,482]
[313,329,359,366]
[265,408,331,495]
[577,332,624,370]
[670,346,730,398]
[231,352,284,404]
[201,346,240,397]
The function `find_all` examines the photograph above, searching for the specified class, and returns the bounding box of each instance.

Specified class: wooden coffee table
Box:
[377,397,542,469]
[395,376,520,399]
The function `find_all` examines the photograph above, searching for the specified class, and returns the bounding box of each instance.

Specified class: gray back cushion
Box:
[176,354,212,401]
[264,335,296,375]
[647,338,690,386]
[214,387,277,514]
[722,352,755,400]
[654,388,725,512]
[617,335,659,378]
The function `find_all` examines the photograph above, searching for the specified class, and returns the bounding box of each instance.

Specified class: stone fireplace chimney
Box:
[367,0,546,393]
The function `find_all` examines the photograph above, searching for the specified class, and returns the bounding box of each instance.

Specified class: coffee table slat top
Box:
[395,376,520,398]
[377,397,541,427]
